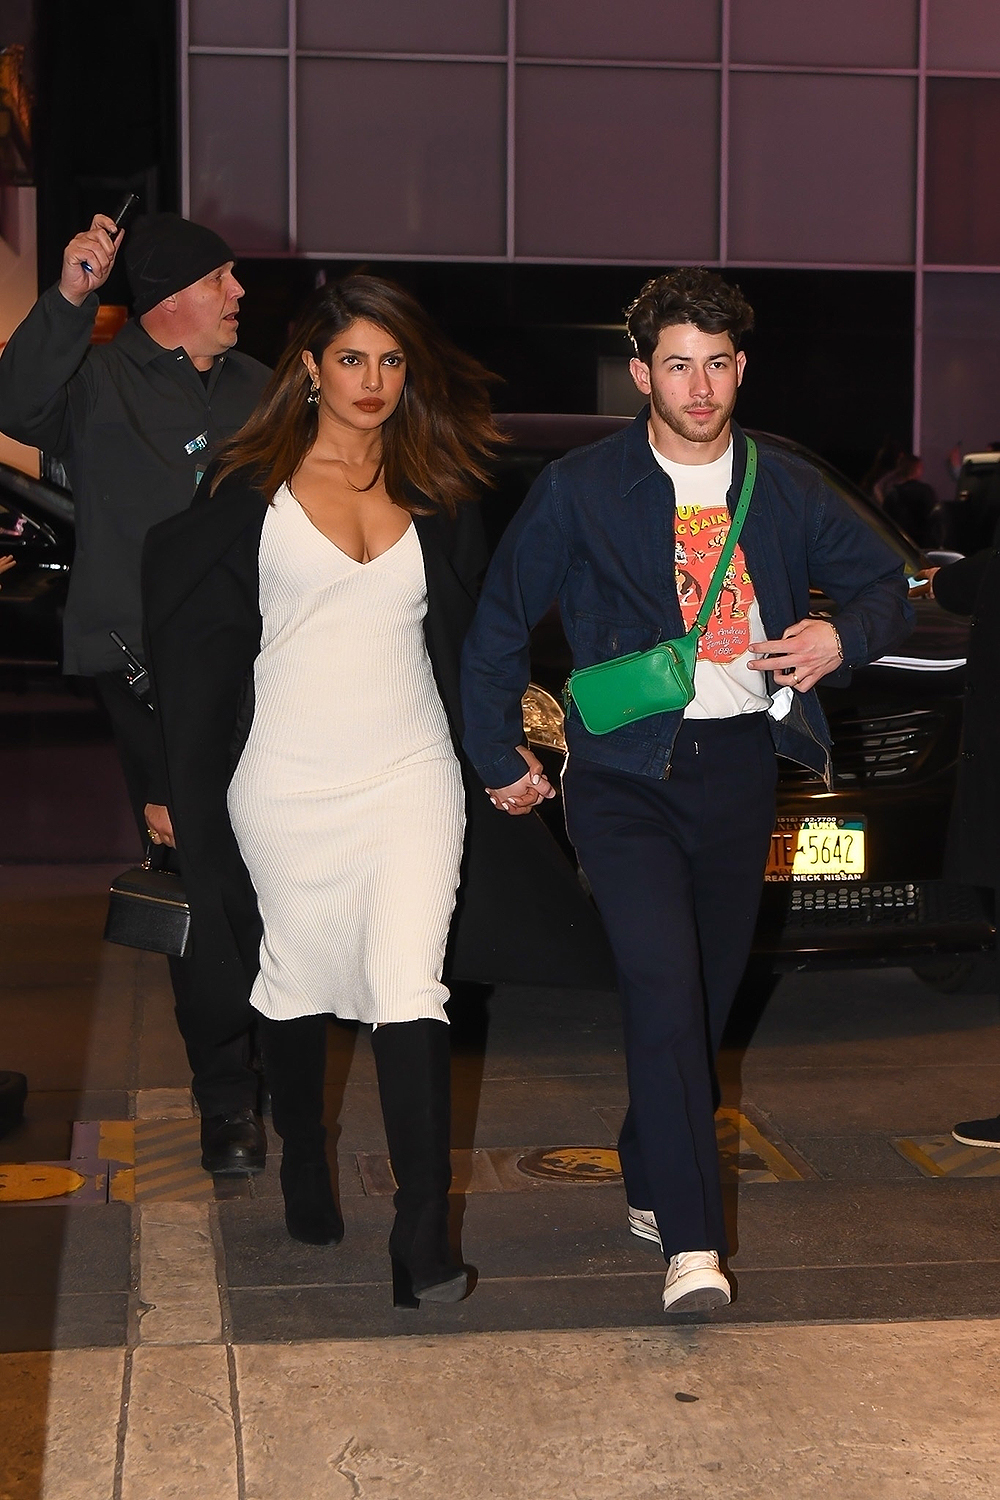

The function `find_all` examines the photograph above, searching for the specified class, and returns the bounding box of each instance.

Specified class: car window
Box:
[752,432,924,574]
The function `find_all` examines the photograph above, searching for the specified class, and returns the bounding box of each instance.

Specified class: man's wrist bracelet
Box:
[830,624,844,663]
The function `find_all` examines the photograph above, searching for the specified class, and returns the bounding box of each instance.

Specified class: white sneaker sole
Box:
[952,1129,1000,1149]
[662,1283,731,1313]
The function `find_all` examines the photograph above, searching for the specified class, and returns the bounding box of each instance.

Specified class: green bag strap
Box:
[688,435,758,639]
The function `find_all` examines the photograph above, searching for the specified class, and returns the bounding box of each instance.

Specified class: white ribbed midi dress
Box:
[227,485,465,1025]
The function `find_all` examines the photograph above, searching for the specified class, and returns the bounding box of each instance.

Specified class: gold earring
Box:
[307,381,320,407]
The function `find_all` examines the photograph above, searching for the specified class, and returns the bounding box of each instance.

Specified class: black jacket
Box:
[0,284,270,674]
[933,537,1000,889]
[142,467,614,1043]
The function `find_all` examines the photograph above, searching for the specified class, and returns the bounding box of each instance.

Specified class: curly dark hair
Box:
[625,268,755,365]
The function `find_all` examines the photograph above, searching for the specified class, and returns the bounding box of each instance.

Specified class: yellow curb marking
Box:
[0,1164,88,1201]
[893,1134,1000,1178]
[132,1119,213,1201]
[98,1120,135,1165]
[716,1108,805,1183]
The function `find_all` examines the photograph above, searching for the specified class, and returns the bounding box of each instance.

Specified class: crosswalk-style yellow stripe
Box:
[893,1134,1000,1178]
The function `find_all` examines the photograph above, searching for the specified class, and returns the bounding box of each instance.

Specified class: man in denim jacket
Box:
[460,269,913,1315]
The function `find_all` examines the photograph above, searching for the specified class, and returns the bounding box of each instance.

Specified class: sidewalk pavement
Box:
[2,864,1000,1498]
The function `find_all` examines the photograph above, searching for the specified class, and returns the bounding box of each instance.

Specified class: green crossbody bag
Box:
[564,437,758,736]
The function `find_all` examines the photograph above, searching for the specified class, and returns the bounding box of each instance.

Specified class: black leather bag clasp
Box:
[104,848,190,957]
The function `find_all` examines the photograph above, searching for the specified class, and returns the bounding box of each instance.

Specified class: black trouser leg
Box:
[259,1013,342,1245]
[94,671,259,1118]
[370,1019,465,1298]
[563,716,776,1262]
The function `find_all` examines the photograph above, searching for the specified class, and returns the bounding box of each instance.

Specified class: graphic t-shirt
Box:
[651,439,772,720]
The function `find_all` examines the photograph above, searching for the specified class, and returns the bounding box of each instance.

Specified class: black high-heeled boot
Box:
[260,1014,344,1246]
[371,1018,468,1307]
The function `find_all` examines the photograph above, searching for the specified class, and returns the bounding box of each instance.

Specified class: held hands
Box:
[909,566,939,599]
[485,746,558,817]
[143,803,176,849]
[59,214,123,306]
[748,618,843,693]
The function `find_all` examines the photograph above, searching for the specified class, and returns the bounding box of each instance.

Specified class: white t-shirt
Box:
[651,439,774,720]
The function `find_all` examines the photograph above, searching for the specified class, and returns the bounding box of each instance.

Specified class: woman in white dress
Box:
[146,277,522,1306]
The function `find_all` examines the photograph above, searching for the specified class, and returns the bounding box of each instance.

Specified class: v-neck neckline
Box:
[285,484,413,566]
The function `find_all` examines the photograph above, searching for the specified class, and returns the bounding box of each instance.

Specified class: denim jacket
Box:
[460,413,914,788]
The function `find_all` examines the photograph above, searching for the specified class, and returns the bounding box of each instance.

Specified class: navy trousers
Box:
[563,714,777,1260]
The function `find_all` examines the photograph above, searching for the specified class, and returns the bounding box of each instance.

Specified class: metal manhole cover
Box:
[0,1163,88,1201]
[516,1147,622,1182]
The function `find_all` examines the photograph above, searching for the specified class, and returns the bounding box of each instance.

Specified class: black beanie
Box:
[123,214,235,317]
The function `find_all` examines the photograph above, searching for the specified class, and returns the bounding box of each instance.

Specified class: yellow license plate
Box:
[765,817,866,882]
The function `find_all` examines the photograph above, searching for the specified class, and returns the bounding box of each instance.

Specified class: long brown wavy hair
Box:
[212,274,504,514]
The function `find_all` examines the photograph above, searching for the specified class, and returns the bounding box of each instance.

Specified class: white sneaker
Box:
[661,1250,731,1313]
[627,1205,662,1248]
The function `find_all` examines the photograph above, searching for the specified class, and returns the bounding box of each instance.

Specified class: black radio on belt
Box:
[110,630,154,712]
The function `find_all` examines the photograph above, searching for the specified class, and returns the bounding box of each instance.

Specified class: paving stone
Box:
[791,1131,926,1182]
[0,1204,131,1295]
[730,1179,1000,1268]
[134,1088,194,1119]
[0,1293,129,1353]
[235,1322,1000,1498]
[726,1261,1000,1324]
[741,1063,1000,1135]
[122,1344,238,1500]
[0,1348,124,1500]
[138,1203,221,1344]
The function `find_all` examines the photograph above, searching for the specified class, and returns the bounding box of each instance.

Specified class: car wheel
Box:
[910,953,998,994]
[0,1070,27,1137]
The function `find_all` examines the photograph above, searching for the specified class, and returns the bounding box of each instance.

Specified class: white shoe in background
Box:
[627,1205,662,1248]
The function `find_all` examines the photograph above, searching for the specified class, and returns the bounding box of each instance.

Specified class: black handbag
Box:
[104,847,191,957]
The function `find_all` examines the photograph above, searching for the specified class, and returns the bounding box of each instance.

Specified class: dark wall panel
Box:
[926,80,1000,266]
[732,0,916,67]
[729,75,916,265]
[927,0,1000,70]
[297,0,506,54]
[296,61,506,256]
[517,1,719,62]
[189,57,288,253]
[189,0,286,48]
[515,68,719,260]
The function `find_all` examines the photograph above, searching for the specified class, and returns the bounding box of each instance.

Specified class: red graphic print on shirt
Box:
[674,504,755,663]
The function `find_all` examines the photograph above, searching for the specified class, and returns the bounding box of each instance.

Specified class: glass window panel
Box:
[189,0,287,49]
[728,75,916,265]
[297,0,505,54]
[920,272,1000,512]
[518,1,719,63]
[927,0,1000,71]
[516,68,718,260]
[926,80,1000,265]
[188,57,288,252]
[297,61,505,255]
[731,0,916,68]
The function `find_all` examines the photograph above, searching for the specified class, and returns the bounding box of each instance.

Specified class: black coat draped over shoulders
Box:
[142,466,613,1043]
[932,534,1000,891]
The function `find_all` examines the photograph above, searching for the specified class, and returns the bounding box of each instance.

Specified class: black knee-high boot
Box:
[259,1014,343,1246]
[371,1018,468,1306]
